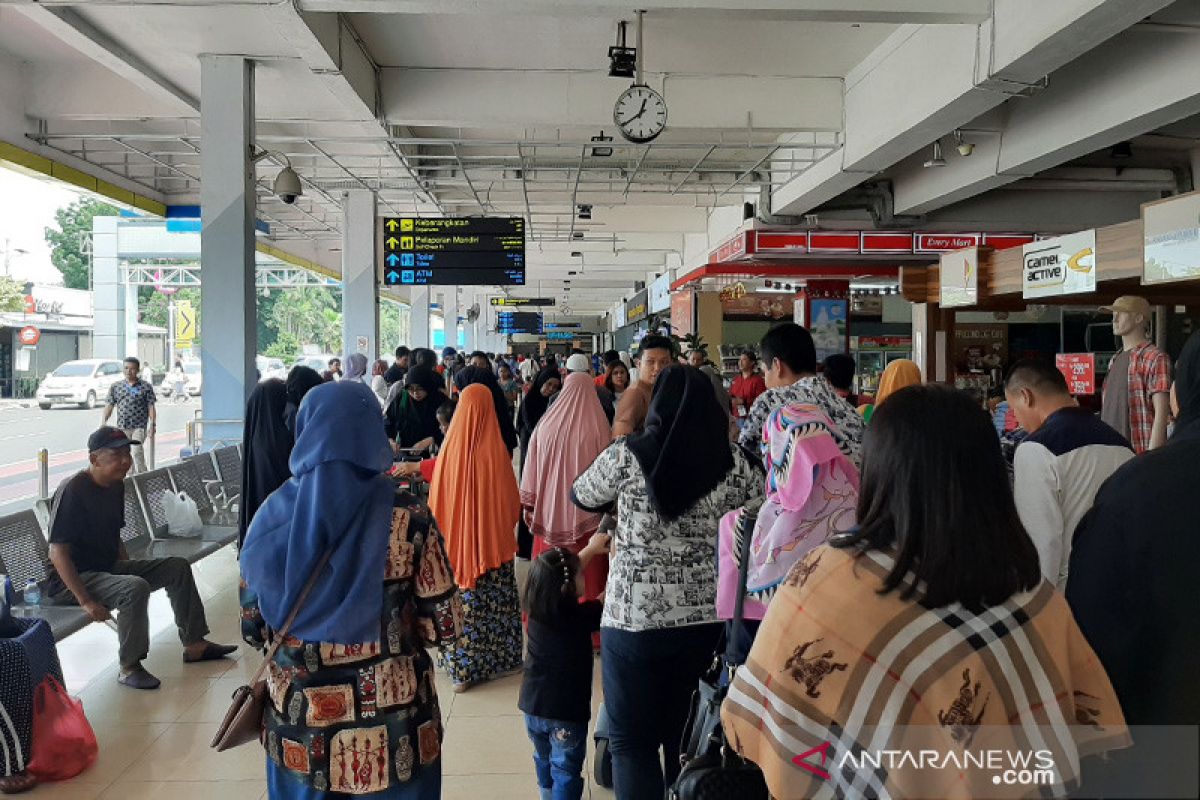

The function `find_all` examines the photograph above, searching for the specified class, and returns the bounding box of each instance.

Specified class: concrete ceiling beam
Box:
[892,27,1200,214]
[12,4,197,113]
[296,0,992,24]
[772,0,1177,217]
[380,69,842,132]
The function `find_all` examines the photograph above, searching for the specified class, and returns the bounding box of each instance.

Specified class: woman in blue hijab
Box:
[240,380,463,799]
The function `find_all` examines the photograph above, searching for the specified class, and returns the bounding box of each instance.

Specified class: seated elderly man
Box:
[43,427,236,689]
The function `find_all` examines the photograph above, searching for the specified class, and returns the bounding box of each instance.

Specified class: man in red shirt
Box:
[594,350,621,387]
[729,350,767,423]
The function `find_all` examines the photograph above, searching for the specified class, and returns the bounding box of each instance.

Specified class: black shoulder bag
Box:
[669,507,768,800]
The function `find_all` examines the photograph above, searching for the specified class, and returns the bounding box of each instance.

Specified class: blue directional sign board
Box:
[382,217,525,286]
[496,311,543,335]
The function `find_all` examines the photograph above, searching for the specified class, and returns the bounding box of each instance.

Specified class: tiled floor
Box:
[32,547,615,799]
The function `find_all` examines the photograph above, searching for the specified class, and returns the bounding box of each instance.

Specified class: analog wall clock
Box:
[614,84,667,144]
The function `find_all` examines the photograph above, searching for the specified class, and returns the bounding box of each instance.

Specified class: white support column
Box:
[446,285,461,350]
[410,286,430,348]
[200,55,256,447]
[91,216,122,359]
[341,190,378,361]
[123,282,139,359]
[463,292,478,353]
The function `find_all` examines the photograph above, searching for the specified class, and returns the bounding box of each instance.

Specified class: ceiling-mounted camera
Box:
[253,149,304,204]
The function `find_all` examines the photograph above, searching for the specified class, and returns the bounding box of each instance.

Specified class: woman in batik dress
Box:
[241,381,463,799]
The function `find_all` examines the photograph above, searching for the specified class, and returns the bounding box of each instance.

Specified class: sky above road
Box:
[0,165,81,285]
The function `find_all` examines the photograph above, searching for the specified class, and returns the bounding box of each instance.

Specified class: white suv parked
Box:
[36,359,125,410]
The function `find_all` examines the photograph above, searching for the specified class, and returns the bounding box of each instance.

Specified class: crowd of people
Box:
[8,315,1195,799]
[230,324,1196,799]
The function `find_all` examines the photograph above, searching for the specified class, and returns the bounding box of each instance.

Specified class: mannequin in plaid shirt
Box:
[1100,296,1171,454]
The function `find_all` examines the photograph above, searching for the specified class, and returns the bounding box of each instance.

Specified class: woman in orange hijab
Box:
[858,358,922,422]
[429,384,523,692]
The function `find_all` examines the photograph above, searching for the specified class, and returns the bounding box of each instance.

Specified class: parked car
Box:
[293,355,336,375]
[257,355,288,382]
[161,361,202,398]
[36,359,124,410]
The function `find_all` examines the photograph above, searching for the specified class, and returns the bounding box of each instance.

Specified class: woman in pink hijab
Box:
[520,371,612,602]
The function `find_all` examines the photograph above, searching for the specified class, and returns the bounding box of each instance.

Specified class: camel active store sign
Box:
[1022,230,1096,299]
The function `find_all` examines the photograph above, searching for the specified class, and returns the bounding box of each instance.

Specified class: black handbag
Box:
[670,508,768,800]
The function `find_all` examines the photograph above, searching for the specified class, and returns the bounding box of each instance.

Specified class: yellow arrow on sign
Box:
[176,301,196,342]
[386,219,399,232]
[386,236,399,249]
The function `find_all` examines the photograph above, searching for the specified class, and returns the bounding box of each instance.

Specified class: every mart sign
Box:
[1022,231,1096,299]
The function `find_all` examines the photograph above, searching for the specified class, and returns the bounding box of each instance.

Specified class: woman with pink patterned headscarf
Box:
[520,372,613,602]
[717,402,859,629]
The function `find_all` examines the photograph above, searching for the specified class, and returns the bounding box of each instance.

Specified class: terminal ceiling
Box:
[1,0,1199,315]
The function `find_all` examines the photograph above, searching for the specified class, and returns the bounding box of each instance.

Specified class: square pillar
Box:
[91,217,123,359]
[410,286,430,348]
[911,303,955,383]
[200,55,256,446]
[463,292,478,353]
[341,190,378,360]
[123,282,139,359]
[445,285,461,349]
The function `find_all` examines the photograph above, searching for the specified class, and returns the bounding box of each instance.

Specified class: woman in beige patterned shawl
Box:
[722,385,1128,800]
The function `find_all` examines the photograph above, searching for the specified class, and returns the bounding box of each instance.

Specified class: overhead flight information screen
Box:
[382,217,525,286]
[496,311,544,335]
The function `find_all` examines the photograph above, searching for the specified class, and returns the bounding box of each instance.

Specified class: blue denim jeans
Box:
[266,758,441,799]
[600,623,723,800]
[525,715,588,800]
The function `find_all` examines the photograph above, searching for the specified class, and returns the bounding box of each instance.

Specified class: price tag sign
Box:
[1055,353,1096,395]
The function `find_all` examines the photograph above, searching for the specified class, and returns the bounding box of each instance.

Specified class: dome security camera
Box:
[273,166,303,204]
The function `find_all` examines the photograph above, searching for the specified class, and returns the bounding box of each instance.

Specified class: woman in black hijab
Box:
[238,379,293,549]
[569,364,762,795]
[283,365,324,436]
[454,365,519,453]
[626,364,737,519]
[385,364,447,449]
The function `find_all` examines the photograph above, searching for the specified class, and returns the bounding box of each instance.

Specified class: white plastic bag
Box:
[160,491,203,537]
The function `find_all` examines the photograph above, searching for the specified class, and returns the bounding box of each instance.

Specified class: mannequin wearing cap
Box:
[1100,296,1172,454]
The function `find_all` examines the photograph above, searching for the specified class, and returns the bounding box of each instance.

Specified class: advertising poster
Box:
[1055,353,1097,395]
[1022,230,1096,298]
[670,290,694,336]
[939,247,978,308]
[1143,190,1200,284]
[721,293,794,321]
[810,299,848,361]
[953,324,1008,376]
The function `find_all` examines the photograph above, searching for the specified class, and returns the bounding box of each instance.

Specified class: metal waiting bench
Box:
[0,449,242,641]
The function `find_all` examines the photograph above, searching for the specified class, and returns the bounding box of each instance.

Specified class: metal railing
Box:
[187,415,243,452]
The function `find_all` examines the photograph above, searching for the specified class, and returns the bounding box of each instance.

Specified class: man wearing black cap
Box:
[42,427,236,690]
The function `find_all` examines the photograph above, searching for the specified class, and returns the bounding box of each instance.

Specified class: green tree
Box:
[269,286,342,353]
[44,198,120,289]
[264,330,301,363]
[0,276,25,312]
[140,287,202,334]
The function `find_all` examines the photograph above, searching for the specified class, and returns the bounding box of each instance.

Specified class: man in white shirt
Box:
[1005,360,1134,589]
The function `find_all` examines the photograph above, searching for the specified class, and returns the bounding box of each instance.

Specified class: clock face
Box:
[614,85,667,144]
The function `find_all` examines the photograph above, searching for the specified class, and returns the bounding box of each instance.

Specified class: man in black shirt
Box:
[43,427,236,689]
[383,346,410,386]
